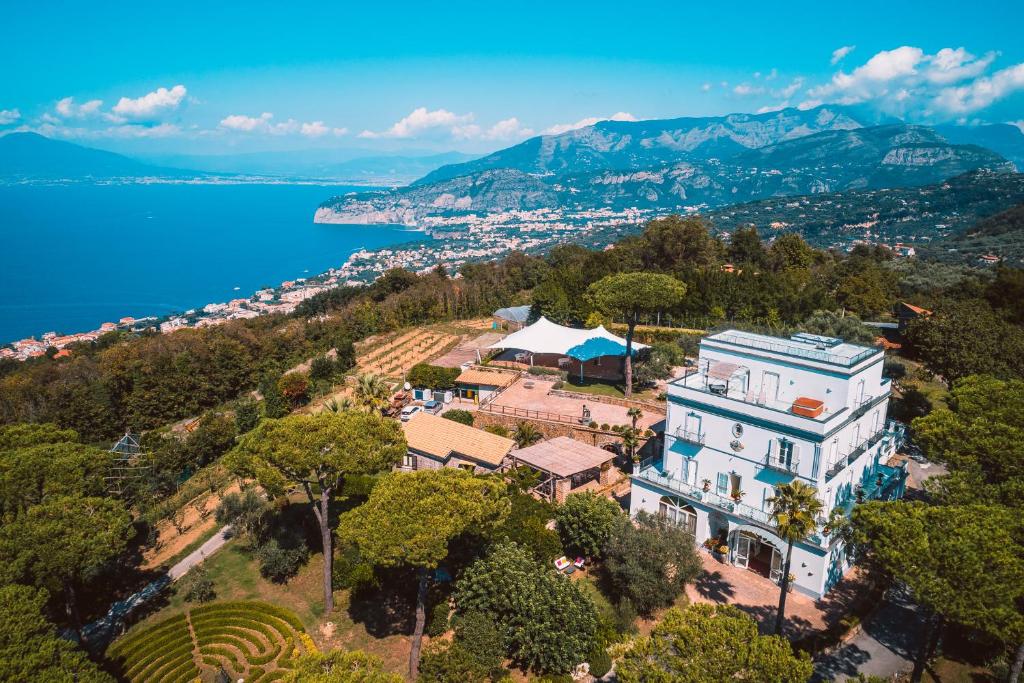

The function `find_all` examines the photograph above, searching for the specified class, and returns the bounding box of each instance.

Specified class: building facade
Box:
[630,330,907,598]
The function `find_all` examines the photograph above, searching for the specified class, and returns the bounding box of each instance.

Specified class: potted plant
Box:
[876,472,884,487]
[702,478,712,493]
[855,485,865,503]
[786,573,796,592]
[716,544,730,562]
[730,489,745,502]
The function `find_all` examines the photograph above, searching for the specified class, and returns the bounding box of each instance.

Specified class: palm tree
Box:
[620,426,641,462]
[767,480,823,635]
[627,406,643,430]
[323,396,354,413]
[512,421,542,448]
[353,373,391,414]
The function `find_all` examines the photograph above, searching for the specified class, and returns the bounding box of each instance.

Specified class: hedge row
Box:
[192,614,292,645]
[190,600,306,632]
[130,642,195,682]
[108,613,189,662]
[156,655,200,683]
[199,644,244,672]
[120,631,193,677]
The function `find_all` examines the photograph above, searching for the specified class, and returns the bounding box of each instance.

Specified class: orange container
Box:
[791,397,824,418]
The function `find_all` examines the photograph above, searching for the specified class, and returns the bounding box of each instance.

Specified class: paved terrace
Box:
[477,377,664,430]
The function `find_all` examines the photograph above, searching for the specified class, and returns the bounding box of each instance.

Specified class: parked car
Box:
[423,400,442,415]
[400,405,421,422]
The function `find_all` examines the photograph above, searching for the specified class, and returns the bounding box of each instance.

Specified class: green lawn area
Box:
[563,378,660,401]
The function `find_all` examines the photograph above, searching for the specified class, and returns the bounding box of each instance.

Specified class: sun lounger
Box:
[554,556,571,571]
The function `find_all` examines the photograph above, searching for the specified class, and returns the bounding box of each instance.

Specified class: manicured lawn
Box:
[563,378,660,401]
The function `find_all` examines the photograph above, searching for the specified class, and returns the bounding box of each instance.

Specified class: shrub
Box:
[278,372,310,407]
[588,421,599,429]
[483,425,509,437]
[600,423,610,431]
[555,492,623,558]
[418,641,489,683]
[442,409,475,427]
[309,355,336,382]
[454,611,504,674]
[333,542,376,590]
[603,512,702,615]
[235,398,261,434]
[551,380,564,390]
[256,539,309,583]
[407,363,460,389]
[216,489,270,549]
[427,601,451,637]
[179,566,216,603]
[588,645,612,678]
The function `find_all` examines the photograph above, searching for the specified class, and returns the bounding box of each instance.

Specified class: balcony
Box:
[824,428,890,481]
[634,459,774,528]
[763,450,800,474]
[675,428,705,446]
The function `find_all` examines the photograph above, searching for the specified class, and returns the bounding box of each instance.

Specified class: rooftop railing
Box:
[824,427,890,481]
[763,451,800,474]
[707,332,879,367]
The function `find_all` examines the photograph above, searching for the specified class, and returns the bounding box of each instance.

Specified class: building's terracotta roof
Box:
[455,367,519,388]
[512,436,613,478]
[901,302,932,316]
[402,412,514,467]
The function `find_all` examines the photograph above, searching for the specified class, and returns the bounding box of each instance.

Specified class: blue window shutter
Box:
[716,472,728,495]
[812,444,821,478]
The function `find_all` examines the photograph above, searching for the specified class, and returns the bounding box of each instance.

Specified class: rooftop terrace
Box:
[703,330,881,368]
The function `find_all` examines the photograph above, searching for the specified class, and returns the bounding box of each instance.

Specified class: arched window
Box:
[659,496,697,536]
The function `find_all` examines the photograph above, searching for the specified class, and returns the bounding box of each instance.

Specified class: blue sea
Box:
[0,183,422,343]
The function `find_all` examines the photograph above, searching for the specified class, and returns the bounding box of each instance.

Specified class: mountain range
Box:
[0,132,189,181]
[318,106,1020,225]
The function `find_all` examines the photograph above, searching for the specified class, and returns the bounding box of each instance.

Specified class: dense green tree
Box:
[0,584,114,683]
[489,491,562,563]
[907,300,1024,384]
[554,492,622,558]
[227,412,406,613]
[616,604,813,683]
[235,397,261,434]
[586,272,687,396]
[455,541,598,675]
[767,480,823,635]
[183,412,237,468]
[0,495,133,634]
[0,422,78,449]
[0,441,109,514]
[282,649,403,683]
[727,226,767,267]
[634,215,721,273]
[260,374,289,419]
[767,233,815,271]
[913,375,1024,504]
[309,355,336,383]
[338,469,509,678]
[852,502,1024,682]
[603,511,702,615]
[797,310,877,345]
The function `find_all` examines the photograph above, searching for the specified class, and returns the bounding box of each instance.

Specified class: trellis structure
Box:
[106,430,151,497]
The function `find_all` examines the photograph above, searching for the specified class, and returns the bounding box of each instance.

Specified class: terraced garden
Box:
[354,327,458,378]
[107,601,315,683]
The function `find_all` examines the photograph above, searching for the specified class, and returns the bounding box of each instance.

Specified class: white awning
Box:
[487,317,648,361]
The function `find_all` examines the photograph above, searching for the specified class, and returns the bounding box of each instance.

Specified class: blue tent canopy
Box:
[566,336,640,362]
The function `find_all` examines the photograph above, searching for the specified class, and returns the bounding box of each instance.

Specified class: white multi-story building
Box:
[630,329,907,598]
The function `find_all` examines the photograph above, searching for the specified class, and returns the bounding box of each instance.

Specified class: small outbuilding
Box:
[511,436,618,503]
[493,305,532,331]
[400,412,515,474]
[455,366,519,403]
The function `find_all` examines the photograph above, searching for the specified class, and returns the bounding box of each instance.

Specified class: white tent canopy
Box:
[487,316,648,361]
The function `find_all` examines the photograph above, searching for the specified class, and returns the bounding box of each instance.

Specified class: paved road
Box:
[168,524,232,580]
[813,585,926,682]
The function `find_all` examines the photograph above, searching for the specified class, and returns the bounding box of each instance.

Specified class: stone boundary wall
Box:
[472,410,624,449]
[548,388,666,415]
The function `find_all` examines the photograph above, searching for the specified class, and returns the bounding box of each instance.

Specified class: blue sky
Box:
[2,1,1023,155]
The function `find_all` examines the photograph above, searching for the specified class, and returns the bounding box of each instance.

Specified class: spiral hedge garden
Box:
[107,601,316,683]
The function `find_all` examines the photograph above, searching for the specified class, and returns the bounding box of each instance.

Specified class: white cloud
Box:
[301,121,347,137]
[701,83,712,92]
[1010,120,1024,134]
[220,112,274,132]
[772,78,805,100]
[482,117,534,141]
[932,62,1024,114]
[757,103,790,114]
[22,121,182,140]
[541,112,636,136]
[831,45,855,65]
[0,108,20,125]
[765,68,779,81]
[359,107,475,139]
[733,83,765,96]
[55,97,103,118]
[807,45,1020,117]
[112,85,187,119]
